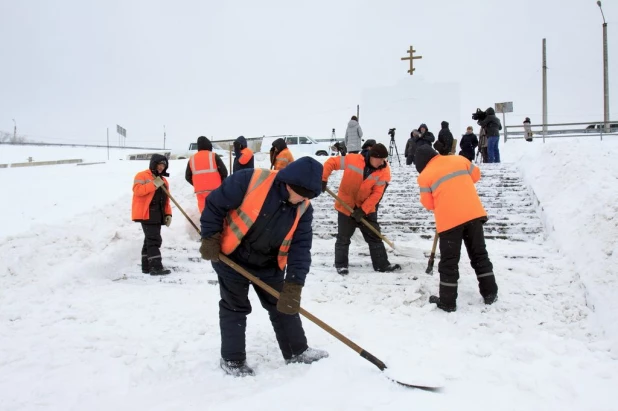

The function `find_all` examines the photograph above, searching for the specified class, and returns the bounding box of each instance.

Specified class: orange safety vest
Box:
[220,168,309,270]
[322,154,391,215]
[238,147,254,165]
[132,169,172,221]
[189,150,222,195]
[417,155,486,233]
[274,148,294,170]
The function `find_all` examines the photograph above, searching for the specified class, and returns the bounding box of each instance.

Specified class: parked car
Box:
[585,123,618,132]
[261,135,331,157]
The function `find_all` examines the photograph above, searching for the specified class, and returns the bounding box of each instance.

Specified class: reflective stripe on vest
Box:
[190,151,222,194]
[220,168,309,270]
[420,163,476,193]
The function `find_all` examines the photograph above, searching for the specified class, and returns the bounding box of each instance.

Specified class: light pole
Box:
[597,1,610,133]
[12,119,16,141]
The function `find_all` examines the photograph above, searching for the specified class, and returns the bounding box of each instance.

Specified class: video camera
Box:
[471,108,487,122]
[388,128,396,139]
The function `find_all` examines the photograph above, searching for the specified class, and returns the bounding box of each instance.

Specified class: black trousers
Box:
[438,218,498,305]
[335,211,390,271]
[213,261,308,361]
[141,223,163,270]
[405,155,414,166]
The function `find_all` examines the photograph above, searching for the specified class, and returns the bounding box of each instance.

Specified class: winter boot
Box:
[149,266,171,276]
[141,255,150,274]
[483,293,498,305]
[429,295,456,312]
[220,359,255,377]
[285,347,329,365]
[377,263,402,273]
[336,267,349,276]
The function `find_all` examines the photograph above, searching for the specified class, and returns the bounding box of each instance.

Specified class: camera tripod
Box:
[388,131,401,166]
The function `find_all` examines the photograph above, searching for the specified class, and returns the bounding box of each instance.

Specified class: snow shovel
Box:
[425,231,438,274]
[161,186,442,392]
[324,187,420,258]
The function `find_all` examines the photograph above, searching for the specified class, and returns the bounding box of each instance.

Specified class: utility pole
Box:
[542,38,548,142]
[106,128,110,160]
[356,105,360,121]
[12,119,16,141]
[597,1,610,133]
[163,125,167,149]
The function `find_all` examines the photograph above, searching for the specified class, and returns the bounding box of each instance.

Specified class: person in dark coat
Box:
[523,118,533,142]
[434,121,454,155]
[131,154,173,276]
[232,136,254,173]
[405,130,419,165]
[199,157,329,377]
[477,107,502,163]
[415,123,435,149]
[459,126,479,161]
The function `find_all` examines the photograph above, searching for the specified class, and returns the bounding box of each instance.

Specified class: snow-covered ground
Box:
[1,140,617,410]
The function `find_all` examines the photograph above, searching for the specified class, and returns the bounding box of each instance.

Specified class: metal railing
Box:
[504,121,617,143]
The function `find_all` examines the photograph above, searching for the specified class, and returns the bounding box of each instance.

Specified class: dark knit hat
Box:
[288,183,317,199]
[361,139,376,150]
[369,143,388,159]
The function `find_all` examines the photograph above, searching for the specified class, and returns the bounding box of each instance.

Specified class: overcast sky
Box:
[0,0,615,149]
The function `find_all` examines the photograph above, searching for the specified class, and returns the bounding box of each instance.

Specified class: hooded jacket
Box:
[185,137,228,186]
[415,124,435,148]
[436,121,454,155]
[233,136,254,173]
[132,154,172,223]
[200,157,323,285]
[272,138,294,170]
[344,119,364,152]
[477,108,502,137]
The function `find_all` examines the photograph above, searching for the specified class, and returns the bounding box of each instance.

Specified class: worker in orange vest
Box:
[185,136,228,213]
[270,138,294,170]
[415,145,498,312]
[322,143,401,275]
[199,157,328,377]
[232,135,254,173]
[132,154,173,276]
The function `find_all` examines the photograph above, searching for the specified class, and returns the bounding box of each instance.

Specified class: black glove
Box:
[277,281,303,315]
[321,181,327,193]
[351,208,366,223]
[199,233,221,261]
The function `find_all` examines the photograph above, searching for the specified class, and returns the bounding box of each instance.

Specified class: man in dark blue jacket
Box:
[232,135,254,173]
[199,157,328,377]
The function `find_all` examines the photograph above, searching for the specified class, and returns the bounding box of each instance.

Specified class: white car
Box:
[261,135,331,157]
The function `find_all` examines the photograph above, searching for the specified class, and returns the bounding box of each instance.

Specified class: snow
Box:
[1,141,618,410]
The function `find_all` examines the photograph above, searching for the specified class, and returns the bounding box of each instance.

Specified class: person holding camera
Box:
[344,115,363,154]
[476,107,502,163]
[232,135,254,173]
[415,123,435,149]
[415,145,498,312]
[322,143,401,275]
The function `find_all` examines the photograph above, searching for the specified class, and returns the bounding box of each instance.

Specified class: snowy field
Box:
[1,138,618,410]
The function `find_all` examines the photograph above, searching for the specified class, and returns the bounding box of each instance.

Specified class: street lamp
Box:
[597,1,610,133]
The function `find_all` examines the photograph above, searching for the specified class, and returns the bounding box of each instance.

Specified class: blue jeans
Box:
[487,136,500,163]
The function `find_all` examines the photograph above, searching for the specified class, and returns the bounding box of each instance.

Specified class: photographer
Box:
[476,107,502,163]
[415,123,435,149]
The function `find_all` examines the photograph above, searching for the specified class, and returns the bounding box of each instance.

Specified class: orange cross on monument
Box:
[401,46,422,75]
